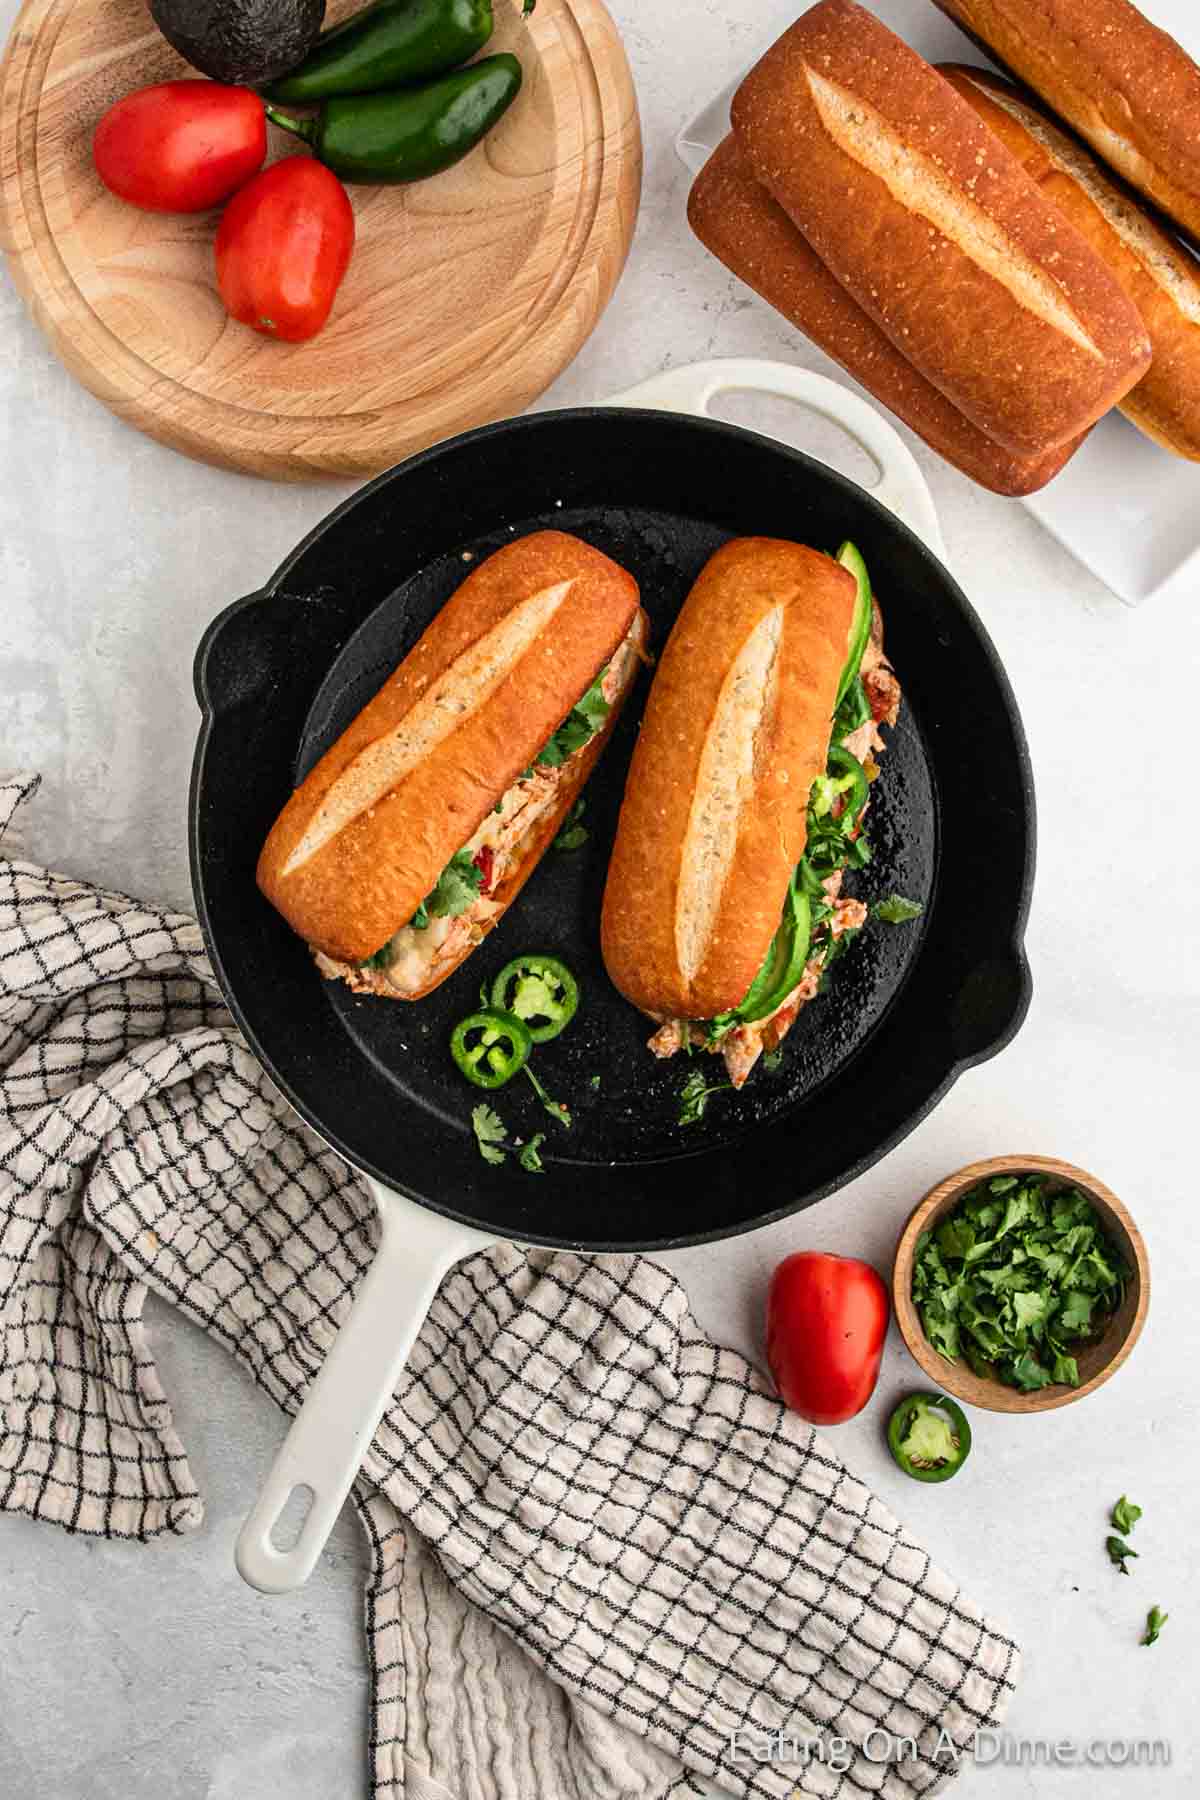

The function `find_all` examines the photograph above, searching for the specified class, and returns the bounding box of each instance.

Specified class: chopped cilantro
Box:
[471,1104,508,1166]
[471,1106,547,1175]
[426,850,484,919]
[1142,1606,1168,1647]
[1112,1496,1142,1536]
[364,849,482,966]
[537,673,610,767]
[833,674,870,742]
[874,894,923,924]
[363,939,398,971]
[524,1064,571,1127]
[911,1174,1126,1393]
[518,1134,546,1173]
[553,797,589,851]
[1107,1536,1138,1575]
[678,1067,731,1126]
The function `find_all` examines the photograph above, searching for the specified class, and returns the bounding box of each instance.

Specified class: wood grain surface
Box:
[892,1154,1150,1415]
[0,0,641,479]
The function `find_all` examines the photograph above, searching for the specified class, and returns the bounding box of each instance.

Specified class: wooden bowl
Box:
[892,1155,1149,1414]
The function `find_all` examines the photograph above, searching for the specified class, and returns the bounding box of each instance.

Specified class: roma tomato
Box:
[215,158,355,343]
[767,1251,889,1425]
[94,82,266,214]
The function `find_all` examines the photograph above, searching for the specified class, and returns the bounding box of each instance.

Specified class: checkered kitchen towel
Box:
[0,773,1019,1800]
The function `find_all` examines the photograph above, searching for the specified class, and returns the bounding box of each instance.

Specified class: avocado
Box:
[151,0,326,87]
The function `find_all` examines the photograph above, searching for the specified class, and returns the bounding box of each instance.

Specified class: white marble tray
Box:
[675,0,1200,608]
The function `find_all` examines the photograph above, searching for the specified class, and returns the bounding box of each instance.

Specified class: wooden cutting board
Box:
[0,0,640,479]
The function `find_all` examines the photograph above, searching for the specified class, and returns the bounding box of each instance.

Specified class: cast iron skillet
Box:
[191,404,1034,1256]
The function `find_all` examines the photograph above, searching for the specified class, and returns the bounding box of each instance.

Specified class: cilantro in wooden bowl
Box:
[892,1156,1149,1414]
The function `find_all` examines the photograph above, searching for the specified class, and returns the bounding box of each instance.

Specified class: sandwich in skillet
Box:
[258,530,646,999]
[601,536,902,1088]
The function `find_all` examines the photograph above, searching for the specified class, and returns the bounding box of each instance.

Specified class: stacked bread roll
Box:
[688,0,1200,493]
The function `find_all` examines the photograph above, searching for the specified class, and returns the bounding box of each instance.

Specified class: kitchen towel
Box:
[0,772,1020,1800]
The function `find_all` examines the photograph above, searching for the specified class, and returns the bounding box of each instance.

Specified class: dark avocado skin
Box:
[151,0,326,86]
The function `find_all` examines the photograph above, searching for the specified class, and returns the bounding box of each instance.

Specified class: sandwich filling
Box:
[647,609,902,1088]
[315,624,641,998]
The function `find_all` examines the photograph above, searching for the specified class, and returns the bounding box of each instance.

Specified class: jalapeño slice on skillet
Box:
[451,1009,533,1089]
[491,954,579,1042]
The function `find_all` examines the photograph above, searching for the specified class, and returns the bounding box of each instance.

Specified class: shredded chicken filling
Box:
[314,630,639,999]
[649,624,901,1088]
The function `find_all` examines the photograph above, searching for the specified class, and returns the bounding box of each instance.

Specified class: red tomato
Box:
[94,82,266,214]
[215,159,355,344]
[767,1251,889,1425]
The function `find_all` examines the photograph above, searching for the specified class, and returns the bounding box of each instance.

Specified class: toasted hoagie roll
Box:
[942,63,1200,462]
[258,530,644,999]
[687,135,1086,495]
[731,0,1151,456]
[602,537,906,1089]
[933,0,1200,248]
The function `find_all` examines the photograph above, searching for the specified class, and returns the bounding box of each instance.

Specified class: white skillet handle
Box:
[235,1183,493,1594]
[606,359,947,563]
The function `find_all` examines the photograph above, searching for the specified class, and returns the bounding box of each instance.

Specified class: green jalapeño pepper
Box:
[835,540,872,707]
[710,870,812,1040]
[450,1008,532,1089]
[490,955,579,1043]
[268,0,494,104]
[824,743,869,824]
[887,1393,972,1483]
[265,54,522,184]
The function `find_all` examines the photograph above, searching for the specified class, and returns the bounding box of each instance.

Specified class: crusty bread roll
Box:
[731,0,1151,455]
[943,63,1200,460]
[600,539,855,1022]
[259,530,640,969]
[688,135,1085,493]
[934,0,1200,247]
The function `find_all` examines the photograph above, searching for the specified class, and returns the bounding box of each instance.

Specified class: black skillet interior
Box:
[191,408,1034,1251]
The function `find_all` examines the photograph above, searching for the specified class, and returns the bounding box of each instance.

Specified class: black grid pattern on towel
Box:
[0,775,1019,1799]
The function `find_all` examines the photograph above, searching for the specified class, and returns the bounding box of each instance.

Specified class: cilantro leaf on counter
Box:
[874,895,924,923]
[1107,1536,1138,1575]
[472,1104,508,1166]
[1142,1606,1168,1646]
[910,1174,1127,1394]
[1112,1496,1143,1535]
